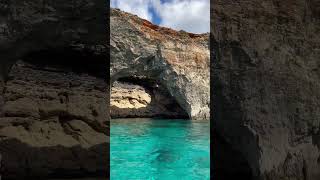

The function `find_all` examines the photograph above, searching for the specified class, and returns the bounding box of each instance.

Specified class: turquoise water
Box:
[110,118,210,180]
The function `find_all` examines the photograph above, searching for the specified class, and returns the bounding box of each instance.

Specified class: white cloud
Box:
[111,0,210,34]
[153,0,210,34]
[110,0,153,21]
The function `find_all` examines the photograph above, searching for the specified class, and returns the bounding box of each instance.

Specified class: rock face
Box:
[110,8,210,120]
[212,0,320,179]
[111,80,188,118]
[0,0,108,179]
[0,51,108,180]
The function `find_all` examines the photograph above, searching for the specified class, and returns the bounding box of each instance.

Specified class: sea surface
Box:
[111,118,210,180]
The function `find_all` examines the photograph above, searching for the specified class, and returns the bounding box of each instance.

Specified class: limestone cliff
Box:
[212,0,320,179]
[0,0,108,179]
[110,8,210,120]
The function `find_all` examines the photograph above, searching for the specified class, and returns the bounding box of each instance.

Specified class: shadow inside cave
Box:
[110,76,189,119]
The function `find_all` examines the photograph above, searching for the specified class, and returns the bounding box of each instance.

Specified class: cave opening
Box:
[110,75,189,119]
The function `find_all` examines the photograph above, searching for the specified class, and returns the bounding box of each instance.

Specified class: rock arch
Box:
[110,8,210,120]
[110,75,189,119]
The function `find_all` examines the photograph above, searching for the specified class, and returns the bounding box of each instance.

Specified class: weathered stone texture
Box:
[111,80,188,118]
[212,0,320,179]
[110,8,210,120]
[0,0,108,179]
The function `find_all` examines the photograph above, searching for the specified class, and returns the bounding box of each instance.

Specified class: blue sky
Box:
[110,0,210,34]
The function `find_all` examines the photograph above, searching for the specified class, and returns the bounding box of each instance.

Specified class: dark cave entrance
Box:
[110,76,189,119]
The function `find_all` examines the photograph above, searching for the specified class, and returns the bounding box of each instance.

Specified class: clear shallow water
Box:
[111,118,210,180]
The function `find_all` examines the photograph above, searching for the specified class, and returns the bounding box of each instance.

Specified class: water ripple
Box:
[111,119,210,180]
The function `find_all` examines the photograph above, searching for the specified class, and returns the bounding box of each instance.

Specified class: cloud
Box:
[110,0,153,21]
[152,0,210,33]
[110,0,210,34]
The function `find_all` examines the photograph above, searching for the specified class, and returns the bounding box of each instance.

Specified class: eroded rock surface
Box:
[0,53,108,179]
[212,0,320,179]
[0,0,108,179]
[111,80,188,118]
[110,8,210,120]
